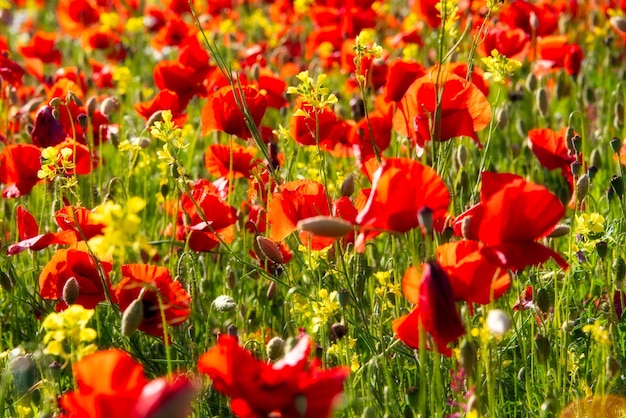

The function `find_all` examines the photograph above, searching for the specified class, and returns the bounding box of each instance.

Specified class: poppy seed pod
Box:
[576,174,589,202]
[525,73,538,92]
[266,336,285,361]
[297,216,353,238]
[121,298,144,337]
[62,277,80,306]
[255,236,283,264]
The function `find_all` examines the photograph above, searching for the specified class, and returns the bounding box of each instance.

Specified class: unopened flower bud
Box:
[525,73,538,92]
[595,241,608,259]
[590,148,602,169]
[529,12,539,31]
[0,270,14,292]
[570,161,582,176]
[213,295,237,312]
[565,127,576,153]
[294,394,307,417]
[610,137,622,154]
[255,236,283,264]
[610,175,624,198]
[330,322,347,341]
[225,267,236,290]
[49,97,62,108]
[607,355,620,379]
[266,281,277,300]
[266,336,285,361]
[226,324,238,338]
[146,110,164,128]
[614,257,626,285]
[460,339,477,377]
[461,216,473,240]
[417,206,433,235]
[85,96,97,116]
[77,113,88,131]
[340,174,355,197]
[576,174,589,202]
[100,97,119,116]
[297,216,352,238]
[548,224,570,238]
[497,106,508,130]
[338,289,350,307]
[611,16,626,33]
[456,144,468,167]
[121,299,144,336]
[572,135,582,154]
[534,333,550,364]
[52,107,61,120]
[535,288,552,313]
[536,88,548,116]
[63,277,80,306]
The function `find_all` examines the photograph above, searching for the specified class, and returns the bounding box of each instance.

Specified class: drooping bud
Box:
[496,106,508,130]
[85,96,97,116]
[525,73,538,92]
[613,257,626,285]
[225,266,236,290]
[255,236,283,264]
[296,216,352,238]
[590,148,602,169]
[610,137,622,154]
[266,336,285,361]
[610,175,624,199]
[266,281,277,300]
[62,277,80,306]
[571,135,582,154]
[570,161,582,177]
[121,299,144,336]
[548,224,570,238]
[340,174,355,197]
[100,97,120,116]
[535,288,552,313]
[146,110,164,128]
[0,270,14,292]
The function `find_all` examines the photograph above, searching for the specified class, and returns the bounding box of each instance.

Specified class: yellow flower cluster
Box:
[42,305,97,363]
[287,71,338,110]
[311,289,340,333]
[481,49,522,84]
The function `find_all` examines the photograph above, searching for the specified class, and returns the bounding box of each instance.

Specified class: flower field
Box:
[1,0,626,416]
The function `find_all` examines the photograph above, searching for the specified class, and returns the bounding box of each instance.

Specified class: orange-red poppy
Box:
[393,70,491,149]
[499,0,559,37]
[204,142,260,179]
[134,89,189,127]
[0,143,41,198]
[179,180,238,252]
[39,248,114,311]
[535,35,584,77]
[116,264,191,339]
[54,205,106,243]
[150,14,196,51]
[355,157,450,248]
[383,59,426,102]
[480,23,529,61]
[18,31,62,64]
[56,0,101,38]
[154,60,207,107]
[201,85,267,139]
[393,262,465,356]
[290,99,351,151]
[267,180,335,250]
[453,172,568,272]
[198,333,349,418]
[436,241,511,305]
[348,109,392,163]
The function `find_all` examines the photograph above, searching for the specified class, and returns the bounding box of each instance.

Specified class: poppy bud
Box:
[67,91,82,106]
[496,106,508,130]
[587,166,598,182]
[535,288,551,313]
[255,236,283,264]
[607,355,620,379]
[611,16,626,33]
[52,107,61,120]
[570,161,582,177]
[565,127,576,153]
[562,320,575,333]
[266,336,285,361]
[147,110,164,128]
[541,395,558,417]
[610,175,624,199]
[297,216,352,238]
[361,407,376,418]
[461,216,473,240]
[548,224,570,238]
[226,324,238,338]
[405,388,419,409]
[0,270,14,292]
[417,206,433,235]
[610,137,622,154]
[534,333,550,364]
[225,267,236,290]
[100,97,119,116]
[133,377,196,418]
[49,97,62,108]
[515,118,526,139]
[590,148,602,169]
[459,339,477,377]
[62,277,80,306]
[266,281,277,300]
[571,135,582,154]
[456,145,468,167]
[86,96,97,116]
[338,288,350,307]
[77,113,88,131]
[341,174,355,197]
[576,174,589,202]
[615,102,624,123]
[525,73,537,92]
[595,241,608,259]
[529,11,539,31]
[121,299,144,336]
[214,295,237,312]
[330,322,347,341]
[536,88,548,117]
[487,309,511,336]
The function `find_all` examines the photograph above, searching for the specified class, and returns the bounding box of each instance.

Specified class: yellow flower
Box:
[311,289,340,332]
[575,213,605,238]
[481,49,522,84]
[124,17,144,33]
[287,70,338,109]
[582,322,610,345]
[42,305,97,361]
[99,12,120,29]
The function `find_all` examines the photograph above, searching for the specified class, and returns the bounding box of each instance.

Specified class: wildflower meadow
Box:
[2,0,626,417]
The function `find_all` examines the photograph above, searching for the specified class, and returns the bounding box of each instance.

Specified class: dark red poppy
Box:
[436,241,511,305]
[453,172,568,272]
[499,0,559,37]
[204,142,260,179]
[393,71,491,149]
[7,206,59,255]
[348,110,392,162]
[198,333,349,418]
[116,264,191,339]
[39,248,114,311]
[0,52,26,87]
[0,143,41,198]
[355,157,450,249]
[267,180,335,250]
[179,180,238,252]
[201,85,267,139]
[257,67,288,109]
[31,105,67,148]
[18,31,62,64]
[393,262,465,356]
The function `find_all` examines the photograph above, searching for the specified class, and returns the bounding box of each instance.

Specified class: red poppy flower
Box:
[267,180,335,250]
[54,206,106,243]
[0,52,26,87]
[204,142,260,179]
[393,70,491,149]
[436,241,511,305]
[201,85,267,139]
[31,105,67,147]
[535,36,584,77]
[355,157,450,248]
[39,248,114,311]
[150,15,196,51]
[257,67,288,109]
[453,172,568,272]
[480,23,529,61]
[393,262,465,356]
[179,180,238,252]
[0,143,41,198]
[154,60,207,106]
[134,89,188,126]
[383,59,426,102]
[6,206,60,255]
[82,26,125,60]
[18,31,62,64]
[57,0,101,38]
[349,109,392,163]
[499,0,559,37]
[116,264,191,339]
[198,333,349,418]
[60,349,149,418]
[290,99,351,151]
